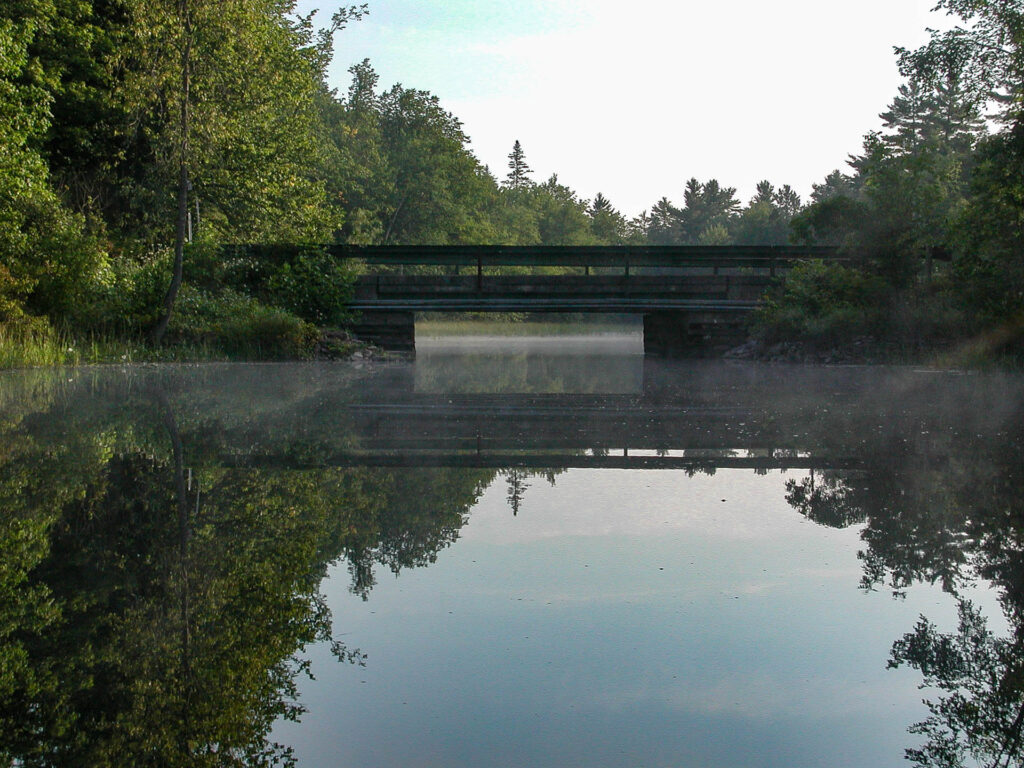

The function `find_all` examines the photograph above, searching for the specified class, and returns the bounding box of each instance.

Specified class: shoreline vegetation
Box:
[2,1,1023,369]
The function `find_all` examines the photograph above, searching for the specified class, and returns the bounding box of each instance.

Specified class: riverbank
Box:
[725,330,1023,368]
[0,323,385,370]
[3,316,1018,370]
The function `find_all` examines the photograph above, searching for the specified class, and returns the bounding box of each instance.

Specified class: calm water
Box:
[2,331,1023,767]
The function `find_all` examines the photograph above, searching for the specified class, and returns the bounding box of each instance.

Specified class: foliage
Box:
[505,139,532,191]
[951,124,1024,328]
[169,287,319,359]
[265,250,358,326]
[0,1,108,322]
[755,260,888,345]
[4,0,1024,361]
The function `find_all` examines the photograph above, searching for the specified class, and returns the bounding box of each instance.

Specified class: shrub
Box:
[264,249,358,326]
[754,260,888,346]
[169,287,318,359]
[73,250,174,333]
[184,244,358,327]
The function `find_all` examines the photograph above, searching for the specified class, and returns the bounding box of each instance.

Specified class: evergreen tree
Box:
[677,178,740,244]
[505,139,532,190]
[588,192,626,243]
[753,180,776,205]
[810,170,858,203]
[647,197,679,244]
[773,184,801,218]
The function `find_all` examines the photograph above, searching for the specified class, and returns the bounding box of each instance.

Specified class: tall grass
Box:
[0,322,227,369]
[0,322,78,368]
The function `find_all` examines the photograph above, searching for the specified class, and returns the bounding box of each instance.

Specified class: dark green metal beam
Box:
[224,244,842,269]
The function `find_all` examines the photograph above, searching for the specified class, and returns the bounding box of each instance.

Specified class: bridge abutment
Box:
[643,311,747,356]
[351,310,416,353]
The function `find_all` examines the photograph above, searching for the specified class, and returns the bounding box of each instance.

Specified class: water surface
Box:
[1,332,1022,767]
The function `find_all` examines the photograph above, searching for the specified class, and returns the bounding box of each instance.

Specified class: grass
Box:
[0,322,231,369]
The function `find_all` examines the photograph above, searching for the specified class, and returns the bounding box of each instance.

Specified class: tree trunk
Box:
[151,0,192,345]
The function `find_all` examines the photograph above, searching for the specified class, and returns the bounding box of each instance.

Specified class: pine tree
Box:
[589,192,613,216]
[753,180,775,205]
[773,184,802,217]
[588,192,626,243]
[505,140,532,190]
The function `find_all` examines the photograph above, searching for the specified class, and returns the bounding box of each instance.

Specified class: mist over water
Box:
[2,325,1023,767]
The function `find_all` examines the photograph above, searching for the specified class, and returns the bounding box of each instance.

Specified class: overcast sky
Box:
[298,0,946,217]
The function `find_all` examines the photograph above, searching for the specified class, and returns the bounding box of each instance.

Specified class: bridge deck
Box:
[223,245,843,351]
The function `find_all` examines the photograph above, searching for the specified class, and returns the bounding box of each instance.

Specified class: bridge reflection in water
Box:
[211,354,898,474]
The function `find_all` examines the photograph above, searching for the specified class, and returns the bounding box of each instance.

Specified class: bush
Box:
[73,249,174,333]
[754,260,888,346]
[185,244,358,327]
[264,249,357,326]
[169,287,318,359]
[0,145,107,322]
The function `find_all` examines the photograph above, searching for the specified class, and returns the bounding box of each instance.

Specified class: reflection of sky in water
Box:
[276,464,978,768]
[414,331,643,394]
[5,331,1020,767]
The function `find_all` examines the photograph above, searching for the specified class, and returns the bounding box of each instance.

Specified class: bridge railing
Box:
[223,244,845,277]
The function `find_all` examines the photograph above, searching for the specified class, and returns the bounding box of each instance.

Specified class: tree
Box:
[0,0,105,322]
[133,1,363,342]
[676,178,740,244]
[810,170,858,203]
[532,174,595,245]
[588,192,627,243]
[734,180,802,245]
[505,139,532,191]
[895,0,1024,126]
[647,197,679,244]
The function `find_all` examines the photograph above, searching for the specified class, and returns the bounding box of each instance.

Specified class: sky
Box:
[297,0,948,217]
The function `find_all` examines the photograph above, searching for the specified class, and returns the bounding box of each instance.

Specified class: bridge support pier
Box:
[351,311,416,353]
[643,311,747,356]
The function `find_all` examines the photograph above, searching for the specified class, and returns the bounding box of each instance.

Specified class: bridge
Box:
[227,244,841,353]
[346,245,839,353]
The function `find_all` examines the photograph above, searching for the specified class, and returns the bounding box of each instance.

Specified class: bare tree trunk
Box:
[151,0,192,345]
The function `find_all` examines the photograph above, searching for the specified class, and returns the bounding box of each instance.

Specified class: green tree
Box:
[532,174,595,245]
[124,0,359,341]
[676,178,740,244]
[733,180,802,245]
[505,139,533,191]
[587,192,627,243]
[0,0,105,322]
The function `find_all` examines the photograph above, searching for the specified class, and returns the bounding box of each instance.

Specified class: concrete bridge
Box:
[227,245,842,354]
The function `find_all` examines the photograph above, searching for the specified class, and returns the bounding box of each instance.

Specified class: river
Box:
[1,326,1022,767]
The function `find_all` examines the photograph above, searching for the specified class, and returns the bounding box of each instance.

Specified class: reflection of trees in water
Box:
[498,467,563,516]
[783,394,1024,768]
[786,471,866,529]
[890,601,1024,768]
[0,379,491,766]
[342,467,494,599]
[414,350,643,395]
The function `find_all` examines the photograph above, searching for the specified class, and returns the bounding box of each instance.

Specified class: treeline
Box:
[754,0,1024,357]
[0,0,824,358]
[1,0,1022,360]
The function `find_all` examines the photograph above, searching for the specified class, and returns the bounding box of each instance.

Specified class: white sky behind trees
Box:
[299,0,946,217]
